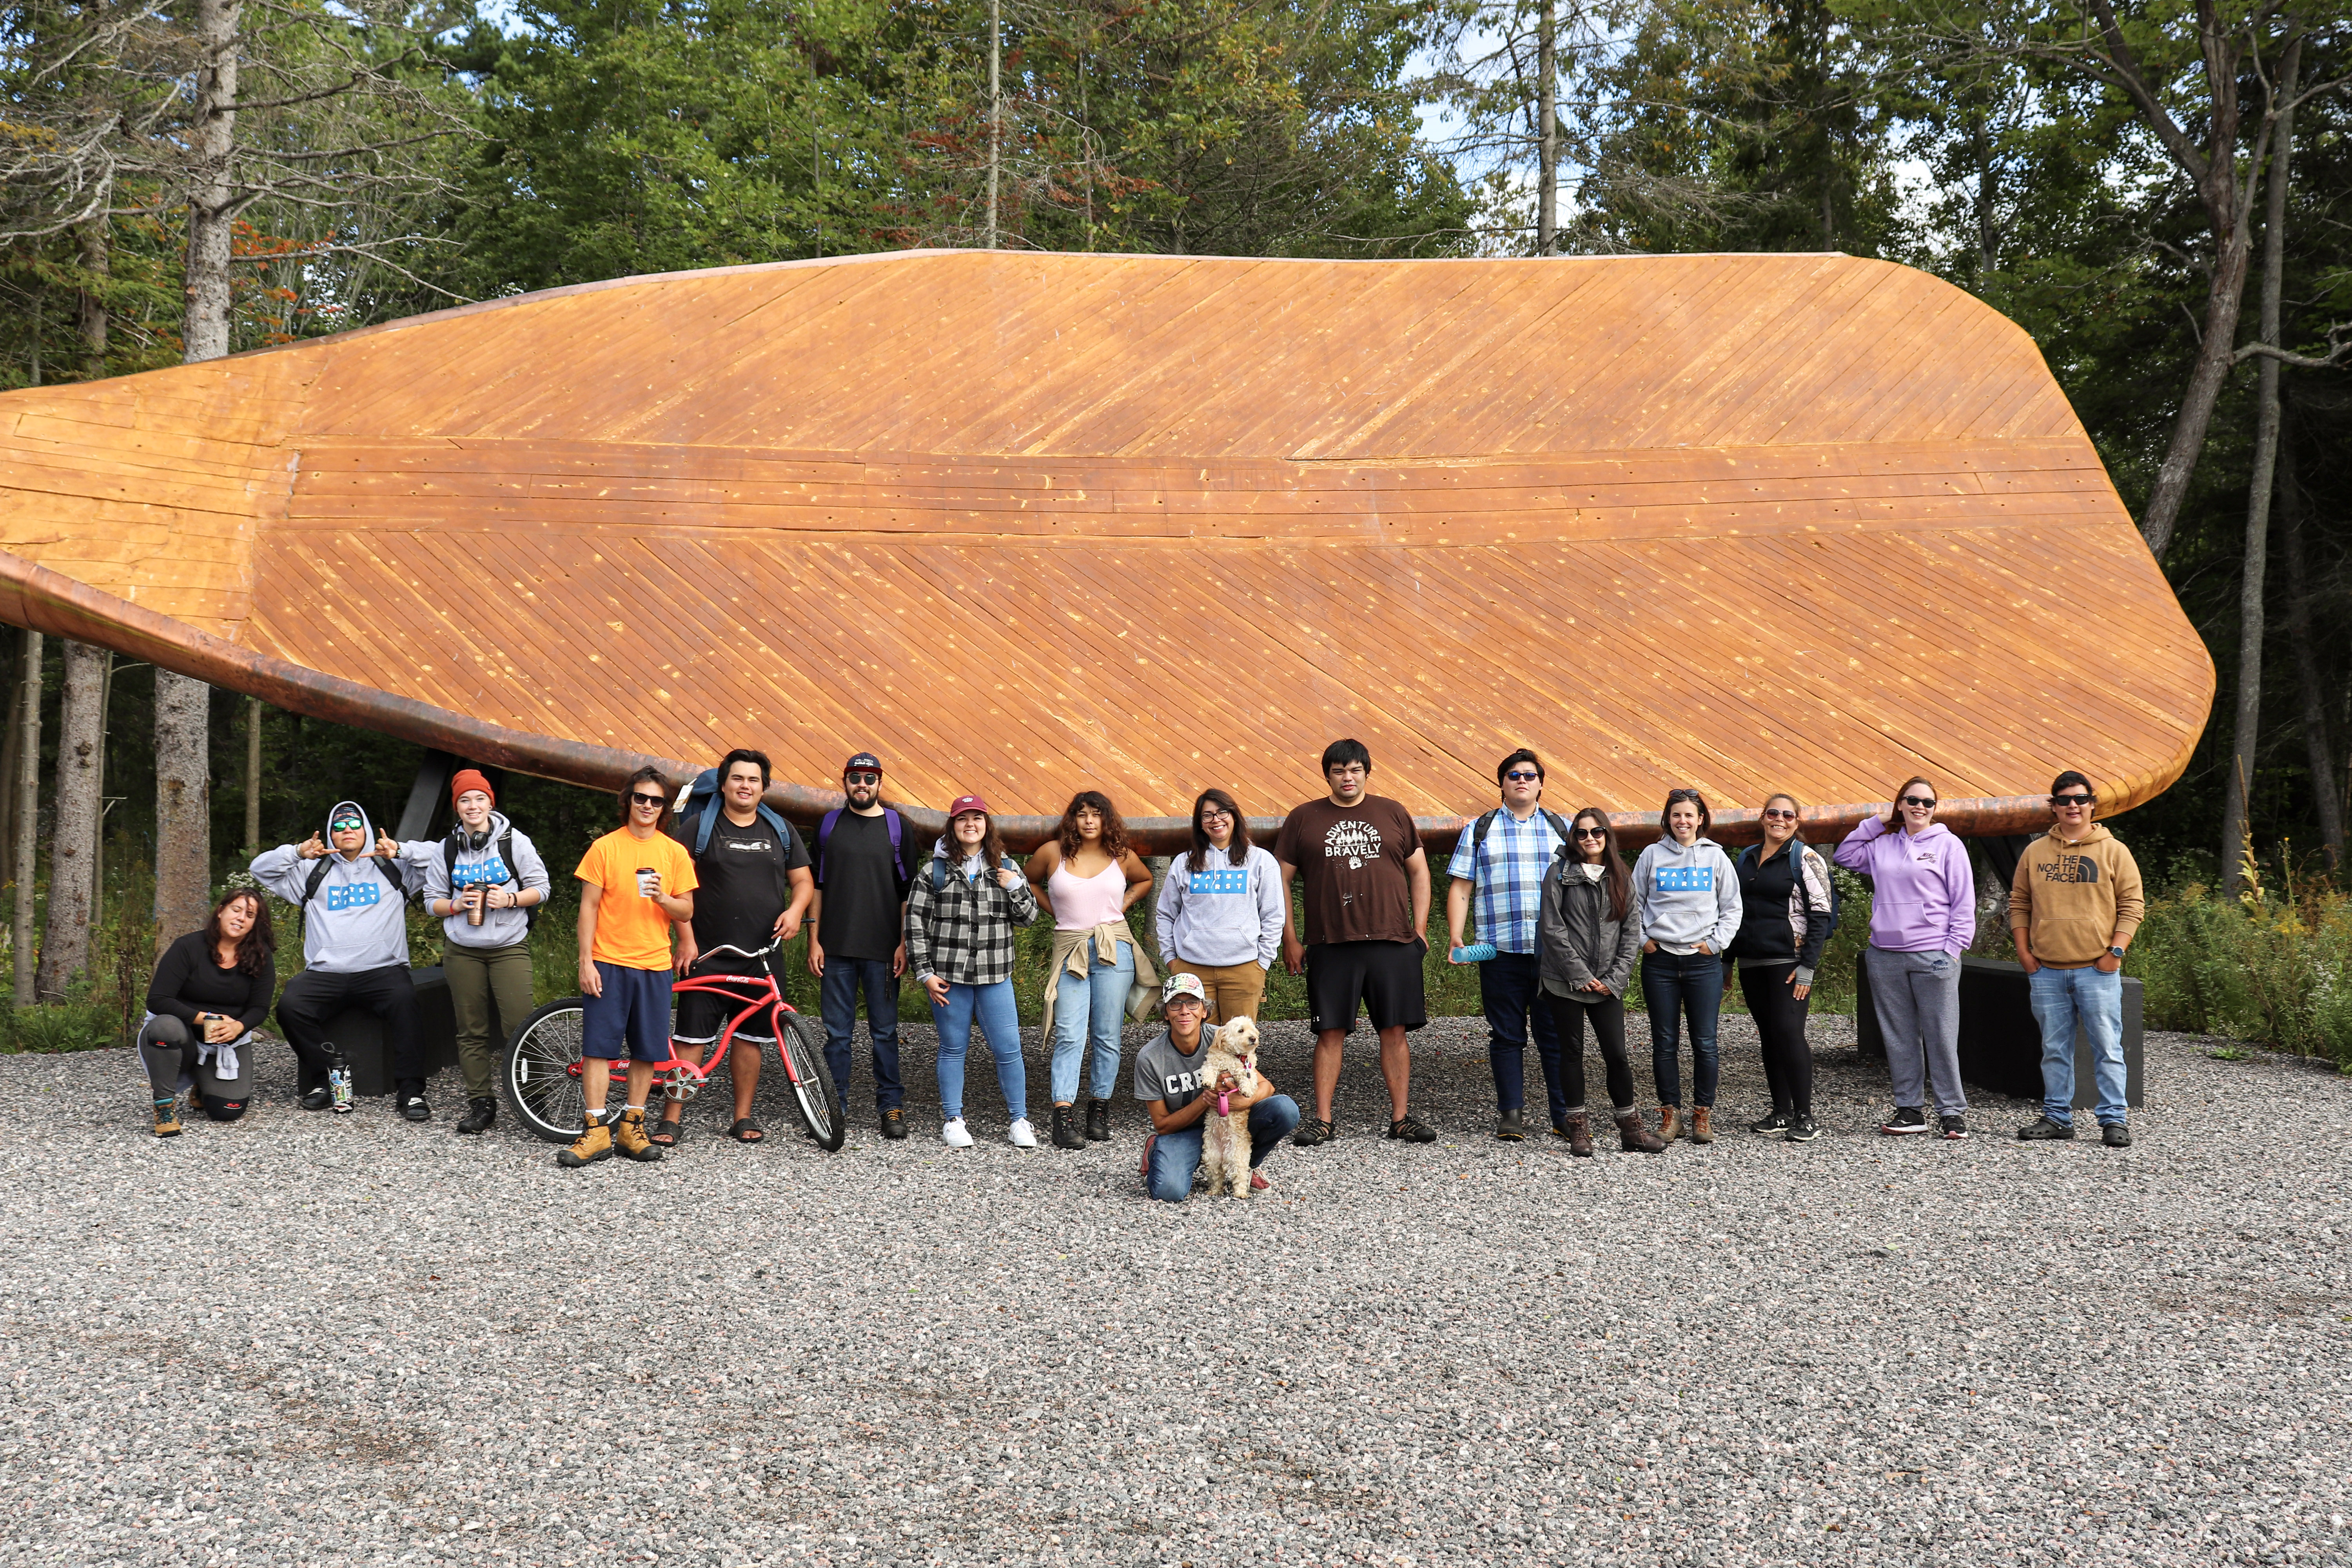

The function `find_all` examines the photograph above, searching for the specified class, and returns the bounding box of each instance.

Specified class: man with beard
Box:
[808,753,916,1139]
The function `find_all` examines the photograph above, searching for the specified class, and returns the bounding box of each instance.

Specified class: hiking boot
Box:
[1085,1098,1112,1142]
[1495,1107,1527,1142]
[1293,1117,1336,1148]
[880,1106,909,1141]
[1784,1114,1820,1143]
[1690,1107,1715,1144]
[1615,1111,1666,1153]
[1938,1114,1968,1140]
[1387,1114,1437,1143]
[611,1107,663,1162]
[558,1111,612,1168]
[456,1097,497,1135]
[1564,1112,1593,1158]
[2101,1121,2132,1148]
[2016,1115,2076,1142]
[1658,1105,1682,1142]
[152,1097,183,1138]
[1051,1104,1085,1150]
[1880,1106,1929,1136]
[1749,1111,1792,1136]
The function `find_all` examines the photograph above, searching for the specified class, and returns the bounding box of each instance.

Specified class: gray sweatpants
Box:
[1865,946,1965,1114]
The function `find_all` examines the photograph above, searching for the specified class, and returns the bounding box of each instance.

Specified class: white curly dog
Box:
[1197,1015,1261,1198]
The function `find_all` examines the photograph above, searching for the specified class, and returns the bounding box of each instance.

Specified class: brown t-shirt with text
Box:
[1273,795,1419,946]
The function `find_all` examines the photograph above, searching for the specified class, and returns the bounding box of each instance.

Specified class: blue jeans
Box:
[933,979,1026,1124]
[2029,964,2127,1126]
[1146,1095,1300,1202]
[1049,943,1134,1105]
[820,957,904,1111]
[1478,950,1564,1123]
[1641,949,1724,1107]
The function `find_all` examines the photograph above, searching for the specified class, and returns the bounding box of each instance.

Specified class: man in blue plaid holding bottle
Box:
[1445,749,1572,1142]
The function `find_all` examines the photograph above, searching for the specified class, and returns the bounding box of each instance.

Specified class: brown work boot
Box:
[558,1110,613,1168]
[612,1106,664,1162]
[1564,1112,1593,1158]
[1658,1104,1682,1142]
[1691,1107,1715,1144]
[151,1097,183,1138]
[1616,1112,1666,1153]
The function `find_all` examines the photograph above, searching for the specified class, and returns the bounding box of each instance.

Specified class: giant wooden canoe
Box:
[0,249,2212,848]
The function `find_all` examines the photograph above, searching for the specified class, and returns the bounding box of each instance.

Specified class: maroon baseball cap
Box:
[947,795,991,818]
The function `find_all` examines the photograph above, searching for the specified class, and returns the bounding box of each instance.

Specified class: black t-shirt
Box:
[676,812,811,960]
[145,929,276,1031]
[816,810,916,962]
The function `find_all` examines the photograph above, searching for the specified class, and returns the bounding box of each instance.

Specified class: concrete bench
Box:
[1856,953,2143,1109]
[315,965,460,1097]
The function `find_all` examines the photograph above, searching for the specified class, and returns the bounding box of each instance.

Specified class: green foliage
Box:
[2129,877,2352,1072]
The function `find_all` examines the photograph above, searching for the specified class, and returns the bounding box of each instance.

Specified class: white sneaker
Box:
[1008,1118,1038,1149]
[941,1118,974,1148]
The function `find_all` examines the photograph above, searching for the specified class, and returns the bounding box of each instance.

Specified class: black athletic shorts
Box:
[673,965,778,1048]
[1305,939,1428,1035]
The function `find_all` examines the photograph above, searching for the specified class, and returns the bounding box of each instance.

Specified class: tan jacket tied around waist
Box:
[2009,824,2145,968]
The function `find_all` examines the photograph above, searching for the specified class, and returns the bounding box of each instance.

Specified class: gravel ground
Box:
[3,1013,2348,1568]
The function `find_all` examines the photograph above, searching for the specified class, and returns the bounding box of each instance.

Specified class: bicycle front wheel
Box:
[504,998,610,1145]
[779,1010,844,1151]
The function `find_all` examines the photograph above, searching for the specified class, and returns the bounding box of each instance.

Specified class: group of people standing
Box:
[132,736,2148,1194]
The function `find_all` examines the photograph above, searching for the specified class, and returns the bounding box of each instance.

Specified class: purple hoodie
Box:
[1833,815,1975,955]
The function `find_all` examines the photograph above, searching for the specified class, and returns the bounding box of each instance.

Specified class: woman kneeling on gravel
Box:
[140,889,279,1136]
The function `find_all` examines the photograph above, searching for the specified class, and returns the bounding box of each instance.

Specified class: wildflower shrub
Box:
[2129,869,2352,1071]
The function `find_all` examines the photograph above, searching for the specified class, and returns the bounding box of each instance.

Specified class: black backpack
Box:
[297,853,409,941]
[443,826,538,932]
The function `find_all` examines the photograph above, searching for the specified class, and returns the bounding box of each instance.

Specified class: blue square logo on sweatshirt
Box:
[1655,866,1713,893]
[1198,867,1249,896]
[325,880,382,912]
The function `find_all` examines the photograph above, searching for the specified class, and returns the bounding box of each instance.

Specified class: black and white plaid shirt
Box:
[905,853,1040,986]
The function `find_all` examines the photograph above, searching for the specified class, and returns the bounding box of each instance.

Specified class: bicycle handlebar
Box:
[692,941,779,965]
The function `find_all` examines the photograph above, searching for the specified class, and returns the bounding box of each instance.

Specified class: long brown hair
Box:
[946,806,1008,871]
[1187,788,1252,874]
[205,889,276,978]
[1885,775,1937,830]
[1566,808,1632,923]
[1054,790,1129,862]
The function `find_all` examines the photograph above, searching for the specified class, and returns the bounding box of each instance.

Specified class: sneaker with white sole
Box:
[941,1118,974,1148]
[1880,1105,1930,1136]
[1008,1118,1038,1149]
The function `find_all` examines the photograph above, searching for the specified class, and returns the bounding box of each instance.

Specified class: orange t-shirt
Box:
[576,828,699,970]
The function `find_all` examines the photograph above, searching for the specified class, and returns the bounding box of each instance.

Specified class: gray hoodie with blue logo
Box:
[250,801,425,974]
[1630,833,1743,955]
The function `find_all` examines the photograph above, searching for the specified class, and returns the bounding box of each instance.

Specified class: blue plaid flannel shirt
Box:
[1445,808,1568,955]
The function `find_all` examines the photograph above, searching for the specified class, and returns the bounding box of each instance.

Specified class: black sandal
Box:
[728,1119,765,1143]
[647,1116,684,1148]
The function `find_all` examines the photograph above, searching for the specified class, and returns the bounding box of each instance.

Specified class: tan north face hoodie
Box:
[2008,824,2146,968]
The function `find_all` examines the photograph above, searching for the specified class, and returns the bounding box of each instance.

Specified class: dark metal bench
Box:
[1856,953,2143,1109]
[314,965,460,1097]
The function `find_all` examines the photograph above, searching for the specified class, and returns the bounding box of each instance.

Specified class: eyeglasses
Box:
[845,772,880,786]
[1503,770,1541,782]
[1200,807,1234,821]
[2051,793,2094,808]
[1900,795,1936,809]
[1761,808,1797,821]
[1572,827,1607,840]
[628,792,666,809]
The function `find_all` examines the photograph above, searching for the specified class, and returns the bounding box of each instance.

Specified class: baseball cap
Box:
[1161,972,1208,1007]
[947,794,991,818]
[843,752,883,776]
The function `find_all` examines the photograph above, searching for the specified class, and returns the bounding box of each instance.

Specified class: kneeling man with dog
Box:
[1136,973,1299,1201]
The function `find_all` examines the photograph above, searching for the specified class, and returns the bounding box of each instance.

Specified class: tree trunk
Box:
[37,642,104,999]
[91,652,113,917]
[984,0,1000,250]
[154,0,240,950]
[12,630,41,1006]
[2141,226,2254,564]
[2218,45,2298,889]
[245,694,263,855]
[2276,409,2339,869]
[1971,111,1996,281]
[75,220,108,379]
[1536,0,1557,255]
[0,635,20,889]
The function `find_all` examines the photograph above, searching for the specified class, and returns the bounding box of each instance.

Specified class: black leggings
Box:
[1545,993,1634,1114]
[1739,963,1814,1116]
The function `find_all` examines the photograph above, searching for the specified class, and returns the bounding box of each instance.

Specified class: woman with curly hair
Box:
[1026,790,1156,1149]
[139,887,278,1135]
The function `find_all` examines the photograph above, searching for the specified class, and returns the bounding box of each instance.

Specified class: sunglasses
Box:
[2051,793,2094,807]
[329,819,363,832]
[1900,795,1937,809]
[1572,827,1607,840]
[1503,770,1542,782]
[628,792,667,809]
[1761,808,1797,821]
[845,772,881,786]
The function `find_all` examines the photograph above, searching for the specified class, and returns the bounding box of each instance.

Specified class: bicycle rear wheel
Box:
[504,998,619,1145]
[779,1010,844,1151]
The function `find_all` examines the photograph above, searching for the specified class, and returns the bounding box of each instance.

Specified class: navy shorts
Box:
[582,962,675,1062]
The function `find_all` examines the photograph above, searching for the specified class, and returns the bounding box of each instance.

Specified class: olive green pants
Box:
[443,942,535,1100]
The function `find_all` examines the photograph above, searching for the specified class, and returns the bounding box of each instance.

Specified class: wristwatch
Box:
[2107,946,2126,962]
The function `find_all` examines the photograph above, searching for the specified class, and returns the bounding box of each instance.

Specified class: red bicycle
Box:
[501,940,844,1150]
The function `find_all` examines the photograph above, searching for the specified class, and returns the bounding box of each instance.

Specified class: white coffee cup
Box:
[635,867,661,898]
